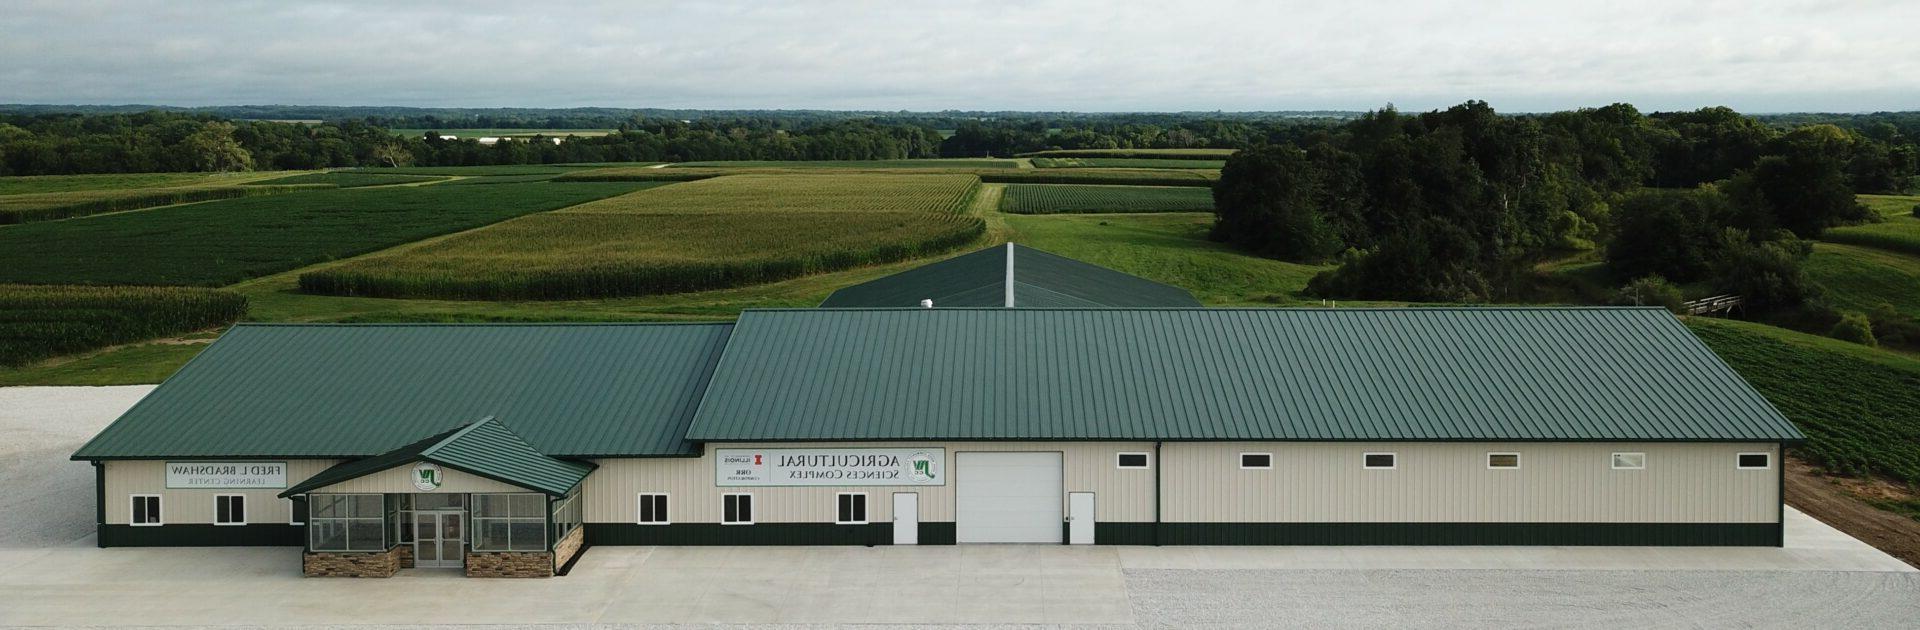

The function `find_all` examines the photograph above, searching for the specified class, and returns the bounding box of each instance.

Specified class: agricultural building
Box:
[72,249,1802,578]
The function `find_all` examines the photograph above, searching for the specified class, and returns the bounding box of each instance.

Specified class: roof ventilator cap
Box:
[920,298,934,309]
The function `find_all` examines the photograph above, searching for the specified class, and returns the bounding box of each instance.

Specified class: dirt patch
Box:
[1786,456,1920,569]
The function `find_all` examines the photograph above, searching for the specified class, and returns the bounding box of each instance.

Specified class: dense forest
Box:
[1210,102,1919,348]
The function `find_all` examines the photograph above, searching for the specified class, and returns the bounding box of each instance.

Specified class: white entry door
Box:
[1068,492,1095,545]
[892,493,918,545]
[956,452,1063,543]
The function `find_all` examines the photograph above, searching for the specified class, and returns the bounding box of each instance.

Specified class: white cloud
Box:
[1,0,1916,112]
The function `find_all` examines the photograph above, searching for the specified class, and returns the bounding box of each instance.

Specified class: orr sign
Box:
[716,448,945,487]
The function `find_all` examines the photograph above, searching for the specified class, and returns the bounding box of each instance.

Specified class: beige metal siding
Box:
[102,460,338,525]
[310,463,528,495]
[582,442,1157,524]
[1160,442,1780,523]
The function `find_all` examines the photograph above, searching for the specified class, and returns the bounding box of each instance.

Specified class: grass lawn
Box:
[0,341,209,386]
[1687,317,1920,484]
[1807,243,1920,318]
[1002,212,1327,305]
[1858,194,1920,218]
[1000,184,1214,214]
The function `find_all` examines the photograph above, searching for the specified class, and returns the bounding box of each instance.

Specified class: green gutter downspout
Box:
[1153,441,1162,547]
[93,462,105,548]
[1777,442,1787,548]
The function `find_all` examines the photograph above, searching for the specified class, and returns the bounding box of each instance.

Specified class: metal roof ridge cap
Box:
[226,321,734,327]
[743,306,1674,313]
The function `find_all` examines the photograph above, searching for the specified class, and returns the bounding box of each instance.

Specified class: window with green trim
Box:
[473,493,547,551]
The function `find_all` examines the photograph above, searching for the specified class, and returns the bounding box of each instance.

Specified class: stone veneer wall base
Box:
[303,546,405,578]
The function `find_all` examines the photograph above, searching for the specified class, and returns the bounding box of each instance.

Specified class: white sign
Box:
[412,463,443,491]
[717,448,945,487]
[165,462,287,489]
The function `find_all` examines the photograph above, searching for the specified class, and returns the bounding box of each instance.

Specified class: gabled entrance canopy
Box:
[280,417,595,498]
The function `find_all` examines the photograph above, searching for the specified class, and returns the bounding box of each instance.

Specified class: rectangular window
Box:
[1116,452,1150,469]
[1737,452,1772,469]
[1487,453,1520,469]
[1363,452,1397,469]
[473,493,548,552]
[638,493,670,524]
[551,491,581,542]
[1611,452,1647,470]
[130,495,161,526]
[307,493,385,551]
[215,495,246,525]
[836,493,868,524]
[723,494,754,525]
[1240,453,1273,469]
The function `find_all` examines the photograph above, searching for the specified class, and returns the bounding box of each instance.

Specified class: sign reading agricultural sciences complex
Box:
[717,448,945,486]
[165,461,287,489]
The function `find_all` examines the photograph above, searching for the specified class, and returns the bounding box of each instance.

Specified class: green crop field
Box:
[0,184,323,224]
[0,172,288,195]
[667,159,1020,169]
[1020,148,1236,160]
[1824,215,1920,257]
[0,284,245,366]
[438,173,564,185]
[299,174,986,300]
[1031,157,1227,169]
[1687,317,1920,484]
[1807,243,1920,319]
[1001,184,1214,214]
[356,165,597,176]
[0,182,649,287]
[981,169,1218,187]
[1003,212,1327,305]
[246,172,448,188]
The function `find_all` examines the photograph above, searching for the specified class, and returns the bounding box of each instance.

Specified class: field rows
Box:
[1031,157,1226,169]
[0,184,327,224]
[1000,184,1214,214]
[0,284,245,366]
[0,182,652,287]
[300,174,986,300]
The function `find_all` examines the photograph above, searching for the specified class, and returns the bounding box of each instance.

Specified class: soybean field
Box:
[246,172,448,188]
[0,184,322,224]
[299,174,986,300]
[1000,184,1214,214]
[0,182,651,286]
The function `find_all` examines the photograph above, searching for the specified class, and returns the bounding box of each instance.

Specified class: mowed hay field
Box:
[300,174,987,300]
[1003,212,1326,305]
[0,182,651,286]
[0,284,245,366]
[1806,243,1920,319]
[1824,194,1920,256]
[1001,184,1214,214]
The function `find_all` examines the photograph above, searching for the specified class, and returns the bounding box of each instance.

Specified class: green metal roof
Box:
[280,417,594,497]
[686,307,1805,443]
[819,243,1201,308]
[72,323,732,460]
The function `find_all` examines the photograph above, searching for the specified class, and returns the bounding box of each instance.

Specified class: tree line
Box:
[1212,102,1919,348]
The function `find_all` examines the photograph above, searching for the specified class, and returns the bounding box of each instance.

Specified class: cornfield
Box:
[1001,184,1215,214]
[0,284,246,366]
[300,174,987,300]
[1030,157,1226,169]
[980,169,1217,187]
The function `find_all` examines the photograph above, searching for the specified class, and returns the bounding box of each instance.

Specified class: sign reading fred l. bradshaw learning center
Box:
[165,461,287,489]
[717,448,945,486]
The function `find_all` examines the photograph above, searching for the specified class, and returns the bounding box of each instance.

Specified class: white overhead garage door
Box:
[956,452,1063,543]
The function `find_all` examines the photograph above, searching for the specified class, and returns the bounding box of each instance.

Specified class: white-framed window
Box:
[473,493,548,552]
[287,498,304,525]
[1116,452,1150,469]
[214,494,246,525]
[1737,452,1772,470]
[638,493,670,525]
[836,493,868,524]
[130,494,162,526]
[1611,452,1647,470]
[1363,452,1397,469]
[723,493,754,525]
[1486,452,1520,469]
[1239,453,1273,469]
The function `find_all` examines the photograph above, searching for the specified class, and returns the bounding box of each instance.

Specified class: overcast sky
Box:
[2,0,1916,113]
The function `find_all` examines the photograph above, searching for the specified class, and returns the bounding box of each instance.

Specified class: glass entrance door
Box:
[413,511,464,569]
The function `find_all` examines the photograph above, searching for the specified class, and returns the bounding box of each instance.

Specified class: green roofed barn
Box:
[72,252,1802,579]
